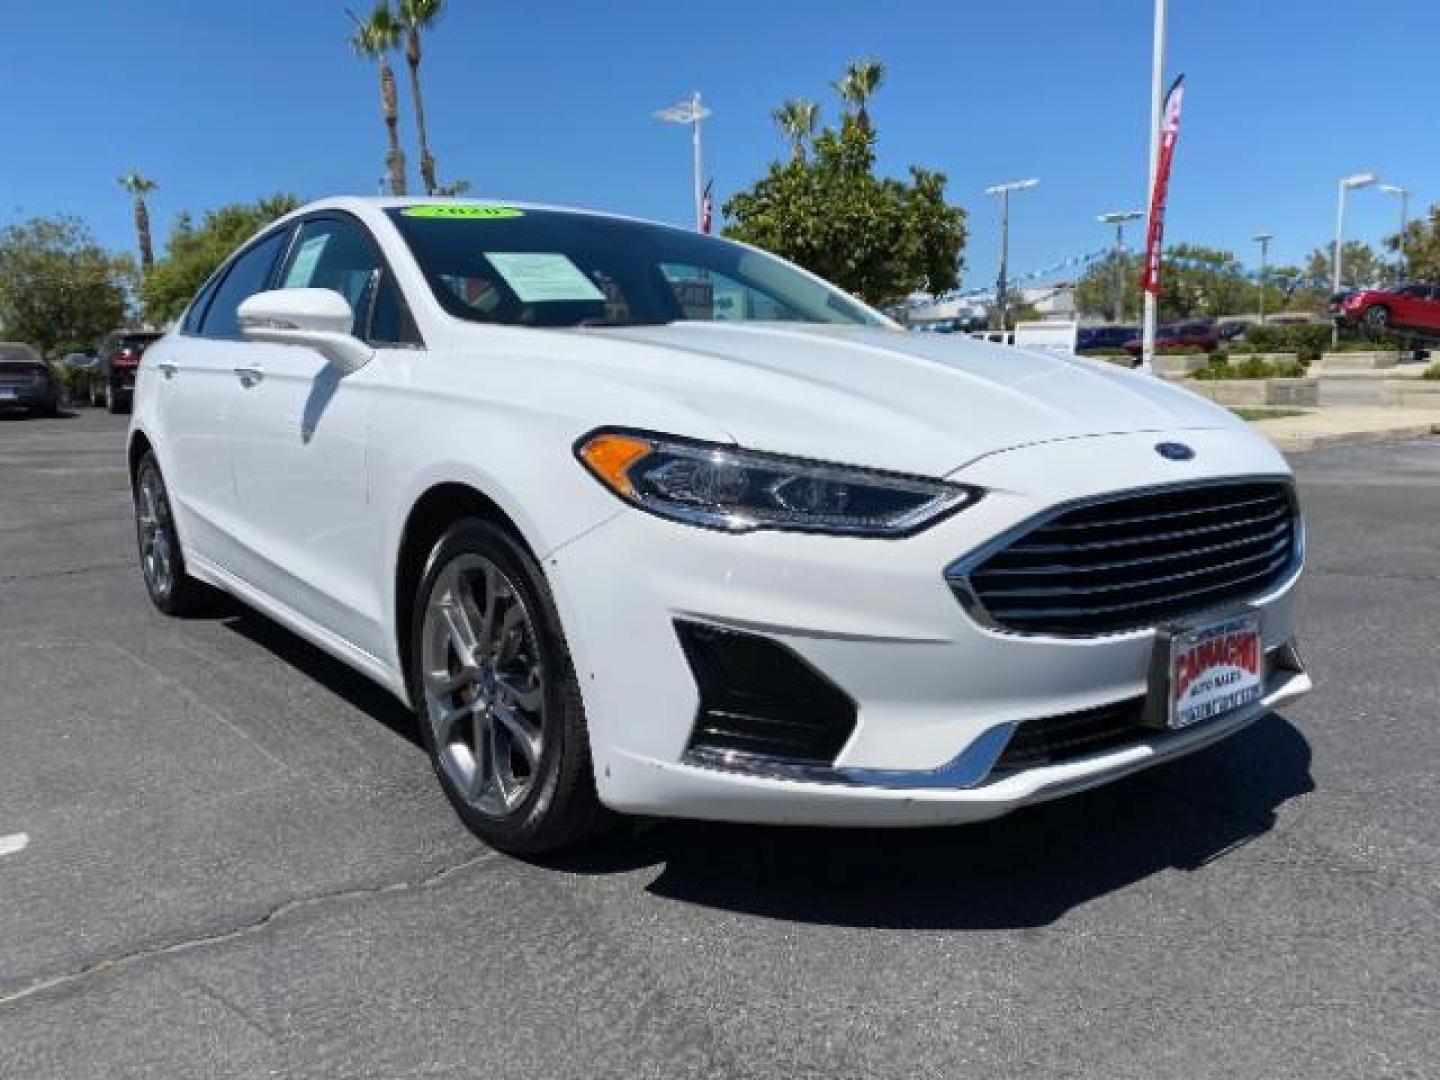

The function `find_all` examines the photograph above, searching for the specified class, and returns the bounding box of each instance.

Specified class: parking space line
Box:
[0,834,30,857]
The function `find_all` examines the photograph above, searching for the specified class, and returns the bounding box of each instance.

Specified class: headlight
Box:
[575,428,981,537]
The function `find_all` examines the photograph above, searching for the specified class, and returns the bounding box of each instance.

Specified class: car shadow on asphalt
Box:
[554,715,1314,931]
[219,606,424,750]
[207,600,1314,932]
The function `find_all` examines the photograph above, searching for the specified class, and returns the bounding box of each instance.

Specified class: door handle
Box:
[233,364,264,385]
[156,361,178,378]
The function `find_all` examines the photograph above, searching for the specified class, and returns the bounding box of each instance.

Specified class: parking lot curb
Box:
[1266,422,1440,454]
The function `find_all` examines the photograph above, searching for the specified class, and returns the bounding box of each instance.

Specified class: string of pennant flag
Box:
[911,249,1337,307]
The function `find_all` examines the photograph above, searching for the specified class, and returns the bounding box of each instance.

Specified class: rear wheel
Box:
[134,453,211,615]
[107,386,128,414]
[410,519,606,854]
[1362,305,1391,340]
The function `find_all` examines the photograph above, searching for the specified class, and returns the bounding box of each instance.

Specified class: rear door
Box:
[227,213,420,657]
[161,227,293,567]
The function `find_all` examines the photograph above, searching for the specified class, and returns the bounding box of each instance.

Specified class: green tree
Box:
[141,195,299,324]
[1075,244,1271,322]
[1304,240,1384,292]
[772,98,819,162]
[348,3,407,196]
[0,217,131,358]
[397,0,445,195]
[118,171,158,274]
[832,59,885,136]
[1387,203,1440,283]
[724,122,966,306]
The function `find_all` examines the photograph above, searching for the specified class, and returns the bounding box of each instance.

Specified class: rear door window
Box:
[199,230,291,340]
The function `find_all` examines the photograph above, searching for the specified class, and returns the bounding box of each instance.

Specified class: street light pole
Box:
[1252,233,1273,322]
[1140,0,1169,373]
[1099,210,1144,323]
[984,178,1039,333]
[1333,171,1378,345]
[653,92,713,231]
[1378,183,1411,282]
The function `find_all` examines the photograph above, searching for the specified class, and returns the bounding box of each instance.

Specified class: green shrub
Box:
[1192,357,1307,381]
[1244,323,1331,362]
[1422,362,1440,380]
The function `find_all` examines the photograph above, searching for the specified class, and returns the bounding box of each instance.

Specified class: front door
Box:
[228,214,419,660]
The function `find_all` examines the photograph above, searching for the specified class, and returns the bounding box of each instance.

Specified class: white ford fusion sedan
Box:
[128,197,1311,852]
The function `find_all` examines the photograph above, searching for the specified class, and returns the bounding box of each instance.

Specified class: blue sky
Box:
[7,1,1436,287]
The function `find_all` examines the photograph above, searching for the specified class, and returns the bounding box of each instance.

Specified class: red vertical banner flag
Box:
[701,179,715,235]
[1140,76,1185,296]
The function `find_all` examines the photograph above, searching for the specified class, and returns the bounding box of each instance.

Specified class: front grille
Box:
[992,697,1147,773]
[953,480,1300,636]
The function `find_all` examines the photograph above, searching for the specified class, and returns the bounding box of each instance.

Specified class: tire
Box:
[91,382,106,409]
[133,452,212,616]
[1362,305,1391,340]
[107,387,128,414]
[409,519,606,855]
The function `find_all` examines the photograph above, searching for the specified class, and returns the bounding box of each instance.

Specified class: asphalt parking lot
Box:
[1,408,1437,1079]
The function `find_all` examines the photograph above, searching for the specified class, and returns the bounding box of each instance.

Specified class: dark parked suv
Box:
[0,343,60,417]
[95,330,163,413]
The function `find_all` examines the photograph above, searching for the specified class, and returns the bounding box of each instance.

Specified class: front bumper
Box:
[548,426,1309,826]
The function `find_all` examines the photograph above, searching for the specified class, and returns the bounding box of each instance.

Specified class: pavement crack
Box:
[0,559,133,585]
[0,850,496,1009]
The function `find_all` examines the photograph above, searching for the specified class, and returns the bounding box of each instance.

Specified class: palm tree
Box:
[832,59,886,136]
[348,4,407,196]
[396,0,445,196]
[772,99,819,162]
[118,172,157,273]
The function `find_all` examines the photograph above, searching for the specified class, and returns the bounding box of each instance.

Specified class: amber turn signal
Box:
[577,432,653,499]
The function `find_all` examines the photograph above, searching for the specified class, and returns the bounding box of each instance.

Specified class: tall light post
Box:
[1333,171,1378,344]
[1252,232,1273,322]
[1378,183,1411,282]
[1098,210,1144,323]
[653,91,712,232]
[984,177,1039,332]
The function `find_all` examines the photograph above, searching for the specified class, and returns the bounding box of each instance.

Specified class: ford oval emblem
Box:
[1155,441,1195,462]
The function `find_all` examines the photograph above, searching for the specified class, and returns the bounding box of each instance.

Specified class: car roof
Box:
[278,196,668,233]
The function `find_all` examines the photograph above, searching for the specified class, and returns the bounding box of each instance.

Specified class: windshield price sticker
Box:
[485,252,605,303]
[1169,613,1263,729]
[402,205,525,219]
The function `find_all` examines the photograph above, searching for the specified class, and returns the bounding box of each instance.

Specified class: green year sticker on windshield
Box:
[401,205,525,219]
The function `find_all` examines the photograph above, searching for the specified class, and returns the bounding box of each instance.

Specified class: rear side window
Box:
[182,272,226,335]
[198,230,290,340]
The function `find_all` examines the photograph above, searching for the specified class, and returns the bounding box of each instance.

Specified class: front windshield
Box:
[386,205,885,329]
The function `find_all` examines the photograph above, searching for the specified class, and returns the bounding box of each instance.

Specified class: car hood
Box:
[549,323,1242,477]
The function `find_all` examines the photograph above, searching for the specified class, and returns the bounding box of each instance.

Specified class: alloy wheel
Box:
[421,554,547,818]
[136,467,174,600]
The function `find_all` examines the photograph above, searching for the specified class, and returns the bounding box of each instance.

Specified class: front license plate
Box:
[1168,613,1263,729]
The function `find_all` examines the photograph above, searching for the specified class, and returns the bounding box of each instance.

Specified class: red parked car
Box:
[1334,284,1440,340]
[94,329,163,413]
[1123,320,1220,357]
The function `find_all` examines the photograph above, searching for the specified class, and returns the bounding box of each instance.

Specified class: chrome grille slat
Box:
[1036,492,1285,533]
[976,535,1294,600]
[972,520,1292,578]
[994,504,1290,556]
[986,551,1291,620]
[954,480,1300,636]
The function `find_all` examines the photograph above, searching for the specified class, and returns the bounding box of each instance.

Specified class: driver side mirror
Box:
[238,288,374,376]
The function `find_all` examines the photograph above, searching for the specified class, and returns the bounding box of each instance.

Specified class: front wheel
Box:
[410,519,606,854]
